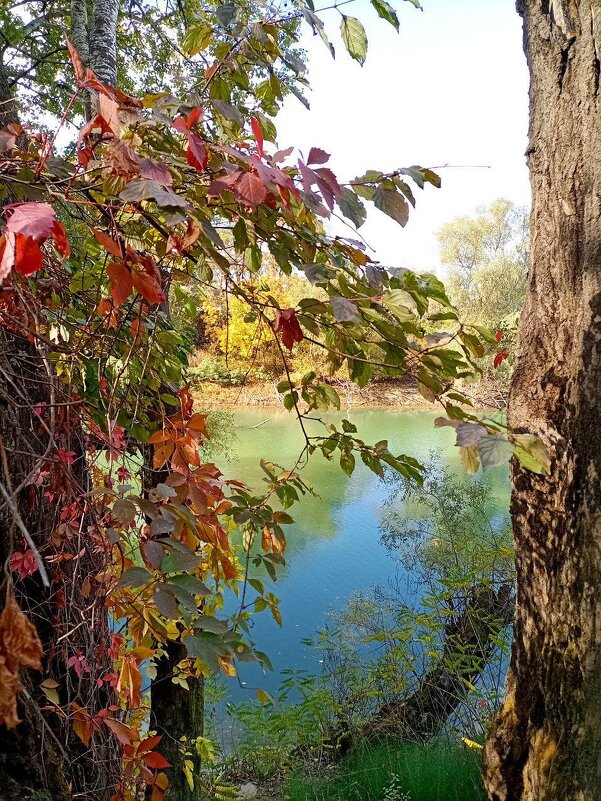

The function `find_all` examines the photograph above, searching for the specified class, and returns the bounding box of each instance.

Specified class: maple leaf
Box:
[235,172,267,209]
[274,308,304,350]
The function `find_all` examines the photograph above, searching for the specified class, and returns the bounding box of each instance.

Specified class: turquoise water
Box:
[216,409,510,702]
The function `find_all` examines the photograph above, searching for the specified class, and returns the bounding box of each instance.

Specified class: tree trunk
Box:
[148,643,205,801]
[368,583,514,742]
[484,2,601,799]
[90,0,119,87]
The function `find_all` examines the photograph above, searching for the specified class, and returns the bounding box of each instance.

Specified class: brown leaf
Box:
[0,594,43,672]
[0,658,20,728]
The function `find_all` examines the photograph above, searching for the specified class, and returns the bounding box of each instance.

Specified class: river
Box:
[212,408,511,706]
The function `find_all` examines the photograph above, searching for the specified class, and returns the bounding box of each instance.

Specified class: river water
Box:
[216,408,510,704]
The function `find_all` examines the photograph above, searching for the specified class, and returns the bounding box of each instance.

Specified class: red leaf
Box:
[235,172,267,209]
[138,734,163,754]
[173,108,203,132]
[493,349,509,369]
[186,107,204,129]
[274,308,304,350]
[66,37,85,83]
[495,329,503,343]
[251,116,264,159]
[307,147,330,165]
[140,158,172,186]
[14,235,43,276]
[142,751,171,769]
[186,133,208,172]
[50,220,70,258]
[107,261,133,306]
[6,202,55,240]
[93,229,123,259]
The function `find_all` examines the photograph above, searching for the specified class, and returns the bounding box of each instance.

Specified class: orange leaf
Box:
[104,716,137,745]
[50,220,71,258]
[93,229,124,259]
[0,659,20,728]
[107,261,133,306]
[66,37,85,82]
[142,751,171,769]
[153,440,175,470]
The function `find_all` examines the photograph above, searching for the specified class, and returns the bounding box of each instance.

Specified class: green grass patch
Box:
[285,740,484,801]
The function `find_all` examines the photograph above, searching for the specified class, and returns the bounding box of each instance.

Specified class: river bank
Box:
[193,376,507,412]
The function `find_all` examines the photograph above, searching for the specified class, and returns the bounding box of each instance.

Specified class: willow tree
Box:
[484,2,601,799]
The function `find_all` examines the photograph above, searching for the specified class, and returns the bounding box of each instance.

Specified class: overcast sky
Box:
[275,0,531,273]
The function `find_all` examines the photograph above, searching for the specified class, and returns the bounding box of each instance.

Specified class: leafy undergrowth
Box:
[284,741,485,801]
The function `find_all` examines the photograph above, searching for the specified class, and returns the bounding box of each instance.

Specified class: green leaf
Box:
[182,25,212,56]
[183,632,231,673]
[512,434,551,475]
[337,188,367,227]
[370,0,399,30]
[340,449,356,476]
[373,186,409,227]
[340,16,368,65]
[116,566,152,589]
[166,574,211,596]
[477,434,512,470]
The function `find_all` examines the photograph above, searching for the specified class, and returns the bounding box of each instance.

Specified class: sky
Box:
[275,0,531,273]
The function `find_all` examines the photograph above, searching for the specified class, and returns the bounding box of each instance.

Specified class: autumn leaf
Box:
[0,594,43,672]
[307,147,330,165]
[51,220,71,258]
[107,261,133,306]
[274,308,304,350]
[13,234,43,276]
[65,37,85,82]
[235,172,267,209]
[93,228,124,259]
[142,751,171,770]
[251,116,264,159]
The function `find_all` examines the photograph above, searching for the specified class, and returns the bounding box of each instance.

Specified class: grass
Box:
[284,740,485,801]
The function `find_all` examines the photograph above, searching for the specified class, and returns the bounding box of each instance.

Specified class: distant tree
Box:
[439,199,528,330]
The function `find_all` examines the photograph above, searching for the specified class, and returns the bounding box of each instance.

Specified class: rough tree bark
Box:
[90,0,120,87]
[484,2,601,799]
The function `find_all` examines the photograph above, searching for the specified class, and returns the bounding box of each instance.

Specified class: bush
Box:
[188,356,272,386]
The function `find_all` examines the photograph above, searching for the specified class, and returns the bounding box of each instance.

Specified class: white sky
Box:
[275,0,531,272]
